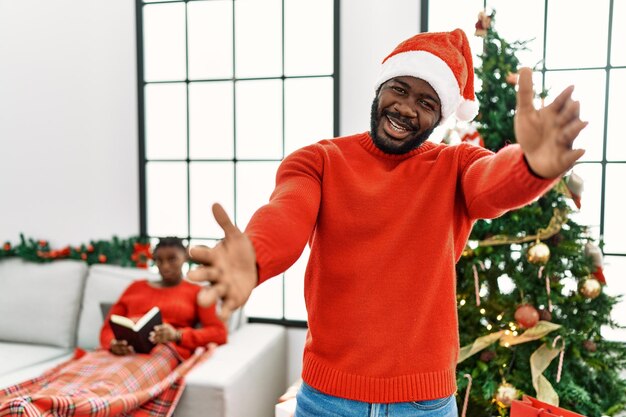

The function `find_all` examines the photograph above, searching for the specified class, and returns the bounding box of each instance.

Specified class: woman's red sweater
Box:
[100,280,227,359]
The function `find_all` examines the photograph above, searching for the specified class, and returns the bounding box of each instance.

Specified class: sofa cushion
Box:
[0,341,71,376]
[0,259,88,348]
[76,264,159,350]
[0,350,74,390]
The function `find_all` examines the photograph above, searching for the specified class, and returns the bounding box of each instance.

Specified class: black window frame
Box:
[136,0,340,328]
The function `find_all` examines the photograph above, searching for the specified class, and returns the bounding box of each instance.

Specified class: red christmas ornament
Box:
[87,244,95,253]
[3,242,10,251]
[98,254,107,263]
[514,304,540,329]
[38,240,48,247]
[81,253,88,260]
[131,242,153,269]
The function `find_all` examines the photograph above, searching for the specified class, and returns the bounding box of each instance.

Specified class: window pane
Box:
[284,0,333,76]
[235,79,283,159]
[285,77,334,155]
[568,163,602,242]
[611,0,626,66]
[545,0,609,68]
[285,246,309,321]
[245,276,284,319]
[188,238,219,248]
[236,161,280,229]
[189,162,234,239]
[486,0,545,69]
[428,0,484,64]
[603,164,626,253]
[188,1,233,80]
[601,256,626,342]
[145,83,187,160]
[544,70,606,161]
[143,3,186,81]
[235,0,282,78]
[146,162,188,237]
[189,81,234,159]
[606,69,626,161]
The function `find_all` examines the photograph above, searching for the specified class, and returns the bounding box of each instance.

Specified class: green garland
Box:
[1,234,152,268]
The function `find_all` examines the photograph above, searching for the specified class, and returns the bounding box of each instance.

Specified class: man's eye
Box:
[419,99,434,110]
[392,86,405,94]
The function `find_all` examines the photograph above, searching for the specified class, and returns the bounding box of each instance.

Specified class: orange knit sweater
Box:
[100,280,227,359]
[245,132,556,403]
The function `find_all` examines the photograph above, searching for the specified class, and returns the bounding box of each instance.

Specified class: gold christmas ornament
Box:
[495,382,518,408]
[580,277,602,299]
[527,241,550,264]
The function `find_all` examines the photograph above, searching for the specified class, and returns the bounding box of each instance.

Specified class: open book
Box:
[109,306,162,354]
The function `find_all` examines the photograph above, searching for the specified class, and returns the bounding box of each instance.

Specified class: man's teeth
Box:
[388,116,406,132]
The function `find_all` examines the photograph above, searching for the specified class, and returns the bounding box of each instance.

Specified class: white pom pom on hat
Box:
[374,29,479,122]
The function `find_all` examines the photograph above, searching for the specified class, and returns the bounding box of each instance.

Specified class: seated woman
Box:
[0,237,227,417]
[102,236,227,359]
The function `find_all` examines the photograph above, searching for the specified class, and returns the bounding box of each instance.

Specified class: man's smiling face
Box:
[370,76,442,154]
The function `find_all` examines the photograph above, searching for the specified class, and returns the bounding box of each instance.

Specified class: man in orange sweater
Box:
[188,29,586,416]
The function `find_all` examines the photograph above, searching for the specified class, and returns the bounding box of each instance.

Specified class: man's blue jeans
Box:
[294,382,458,417]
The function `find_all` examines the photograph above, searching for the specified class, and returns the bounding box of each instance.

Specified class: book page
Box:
[133,306,160,331]
[110,314,135,329]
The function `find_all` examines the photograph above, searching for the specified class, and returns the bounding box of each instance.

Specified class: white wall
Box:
[339,0,420,135]
[0,0,139,245]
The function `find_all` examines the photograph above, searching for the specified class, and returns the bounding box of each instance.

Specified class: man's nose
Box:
[394,101,417,118]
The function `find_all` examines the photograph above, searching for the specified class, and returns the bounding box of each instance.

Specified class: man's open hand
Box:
[187,203,258,322]
[514,67,587,178]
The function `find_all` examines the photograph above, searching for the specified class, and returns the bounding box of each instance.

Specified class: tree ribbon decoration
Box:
[500,321,561,347]
[474,208,568,247]
[458,321,561,362]
[530,336,565,406]
[458,331,505,363]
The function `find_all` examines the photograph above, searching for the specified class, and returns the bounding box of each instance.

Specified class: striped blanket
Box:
[0,344,215,417]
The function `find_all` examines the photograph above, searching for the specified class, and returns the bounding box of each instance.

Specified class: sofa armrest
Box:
[174,323,287,417]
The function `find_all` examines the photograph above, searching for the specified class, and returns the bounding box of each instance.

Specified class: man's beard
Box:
[369,97,435,155]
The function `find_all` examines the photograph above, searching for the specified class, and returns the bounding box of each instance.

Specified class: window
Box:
[137,0,338,324]
[426,0,626,340]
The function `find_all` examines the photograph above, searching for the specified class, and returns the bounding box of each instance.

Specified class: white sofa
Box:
[0,258,287,417]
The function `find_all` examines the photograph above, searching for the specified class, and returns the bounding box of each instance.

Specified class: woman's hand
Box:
[149,323,181,344]
[110,339,135,356]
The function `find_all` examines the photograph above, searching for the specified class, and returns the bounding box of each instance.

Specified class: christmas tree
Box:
[454,12,626,417]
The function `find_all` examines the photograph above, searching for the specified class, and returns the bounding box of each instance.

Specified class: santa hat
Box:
[374,29,479,122]
[566,171,583,209]
[585,242,606,285]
